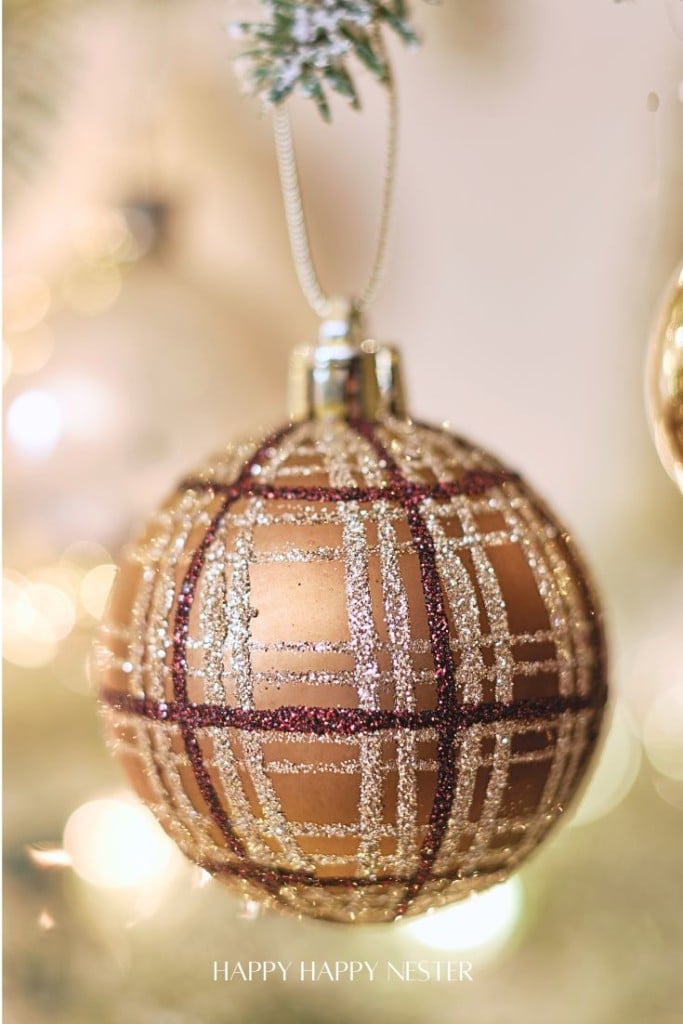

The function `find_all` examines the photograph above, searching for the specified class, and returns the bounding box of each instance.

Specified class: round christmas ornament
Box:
[647,263,683,493]
[96,2,608,924]
[98,320,607,923]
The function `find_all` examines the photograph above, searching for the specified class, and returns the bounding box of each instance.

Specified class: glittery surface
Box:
[97,417,607,923]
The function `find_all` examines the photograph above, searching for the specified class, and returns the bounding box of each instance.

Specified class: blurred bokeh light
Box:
[62,796,178,890]
[7,388,63,457]
[403,879,523,959]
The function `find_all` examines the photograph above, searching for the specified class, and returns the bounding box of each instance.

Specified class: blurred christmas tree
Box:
[3,0,84,204]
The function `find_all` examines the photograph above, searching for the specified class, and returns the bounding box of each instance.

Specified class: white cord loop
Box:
[273,45,398,322]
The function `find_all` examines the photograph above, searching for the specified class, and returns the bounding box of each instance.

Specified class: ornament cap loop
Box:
[318,295,362,344]
[288,334,407,423]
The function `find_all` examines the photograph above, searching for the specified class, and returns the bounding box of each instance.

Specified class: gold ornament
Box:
[97,327,607,924]
[647,264,683,492]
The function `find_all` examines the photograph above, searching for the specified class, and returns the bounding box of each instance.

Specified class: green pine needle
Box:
[230,1,420,120]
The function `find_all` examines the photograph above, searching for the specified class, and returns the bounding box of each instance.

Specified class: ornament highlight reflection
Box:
[402,878,523,954]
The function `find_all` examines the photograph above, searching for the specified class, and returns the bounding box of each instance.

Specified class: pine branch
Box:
[230,1,420,121]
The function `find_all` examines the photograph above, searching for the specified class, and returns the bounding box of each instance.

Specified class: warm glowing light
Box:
[27,845,72,869]
[55,375,117,441]
[31,564,83,606]
[27,582,76,642]
[38,910,56,931]
[8,323,55,375]
[653,774,683,812]
[4,573,75,642]
[403,878,523,953]
[570,703,641,827]
[63,797,175,889]
[192,867,213,890]
[3,342,13,384]
[643,687,683,782]
[4,273,51,333]
[62,541,112,568]
[239,898,262,920]
[71,207,130,260]
[4,576,34,633]
[80,563,117,619]
[3,574,58,668]
[7,389,62,456]
[3,638,57,670]
[62,264,122,315]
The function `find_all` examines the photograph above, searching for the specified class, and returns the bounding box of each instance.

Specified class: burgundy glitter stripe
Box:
[350,420,465,915]
[178,472,518,504]
[103,687,601,734]
[170,424,297,867]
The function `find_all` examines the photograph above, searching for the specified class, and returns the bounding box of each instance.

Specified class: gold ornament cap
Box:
[288,296,406,422]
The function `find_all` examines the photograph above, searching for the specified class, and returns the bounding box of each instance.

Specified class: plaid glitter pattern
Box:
[98,418,607,923]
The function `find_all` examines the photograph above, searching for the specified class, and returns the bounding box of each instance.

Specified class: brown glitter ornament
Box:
[97,334,607,924]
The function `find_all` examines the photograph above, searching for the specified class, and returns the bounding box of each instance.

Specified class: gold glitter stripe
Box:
[432,727,480,872]
[289,822,430,838]
[497,488,575,696]
[425,508,487,702]
[198,537,229,704]
[520,505,595,697]
[204,725,280,863]
[113,732,557,775]
[459,725,513,871]
[242,428,316,867]
[504,711,577,867]
[232,506,406,528]
[377,505,419,873]
[449,493,515,702]
[145,720,234,858]
[224,485,313,869]
[113,492,240,853]
[340,501,383,875]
